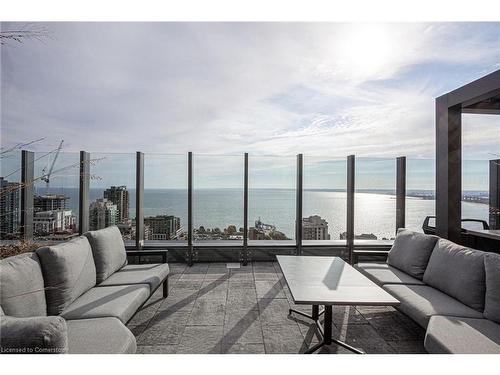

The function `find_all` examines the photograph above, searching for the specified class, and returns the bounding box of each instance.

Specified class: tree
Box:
[0,23,51,45]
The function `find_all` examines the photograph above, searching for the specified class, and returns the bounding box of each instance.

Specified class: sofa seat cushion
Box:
[384,284,483,328]
[425,316,500,354]
[36,236,97,315]
[61,284,150,323]
[0,315,68,354]
[66,317,136,354]
[484,253,500,324]
[0,253,47,317]
[355,263,425,286]
[423,238,486,312]
[387,229,438,280]
[84,226,128,284]
[98,263,169,291]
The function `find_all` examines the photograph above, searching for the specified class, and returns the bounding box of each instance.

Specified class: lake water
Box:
[43,188,489,240]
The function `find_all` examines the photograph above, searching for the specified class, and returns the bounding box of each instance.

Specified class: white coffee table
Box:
[277,255,399,354]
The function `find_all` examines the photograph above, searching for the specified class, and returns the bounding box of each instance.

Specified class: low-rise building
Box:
[33,210,75,235]
[302,215,330,240]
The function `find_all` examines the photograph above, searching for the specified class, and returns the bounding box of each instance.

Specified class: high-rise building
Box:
[302,215,330,240]
[89,198,118,230]
[103,186,129,223]
[0,177,20,239]
[34,194,69,212]
[144,215,180,240]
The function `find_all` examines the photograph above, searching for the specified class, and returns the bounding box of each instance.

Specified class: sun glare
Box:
[335,24,394,80]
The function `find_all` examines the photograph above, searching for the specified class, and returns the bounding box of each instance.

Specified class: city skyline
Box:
[0,151,494,191]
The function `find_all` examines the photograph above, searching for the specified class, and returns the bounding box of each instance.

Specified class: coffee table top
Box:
[277,255,400,306]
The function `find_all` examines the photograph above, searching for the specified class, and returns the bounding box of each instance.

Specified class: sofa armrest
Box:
[126,250,168,263]
[0,315,68,354]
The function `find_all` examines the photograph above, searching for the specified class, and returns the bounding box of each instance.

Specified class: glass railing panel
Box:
[144,153,187,243]
[32,151,80,241]
[355,157,396,240]
[0,150,22,240]
[303,156,347,241]
[193,154,244,243]
[406,158,435,233]
[462,159,490,229]
[249,155,295,241]
[89,153,136,240]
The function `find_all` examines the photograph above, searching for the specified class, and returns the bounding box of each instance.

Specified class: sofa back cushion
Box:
[423,238,486,312]
[387,229,438,280]
[36,236,97,315]
[0,252,47,317]
[484,253,500,323]
[84,226,127,284]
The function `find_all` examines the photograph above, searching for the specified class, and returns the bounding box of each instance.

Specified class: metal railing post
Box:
[396,156,406,232]
[296,154,303,255]
[490,159,500,230]
[79,151,90,235]
[20,150,34,241]
[187,152,194,266]
[135,152,144,249]
[243,152,249,265]
[346,155,355,264]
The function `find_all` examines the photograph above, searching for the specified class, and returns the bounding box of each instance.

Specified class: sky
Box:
[0,22,499,189]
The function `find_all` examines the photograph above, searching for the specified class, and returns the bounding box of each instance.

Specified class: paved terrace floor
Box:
[128,262,426,354]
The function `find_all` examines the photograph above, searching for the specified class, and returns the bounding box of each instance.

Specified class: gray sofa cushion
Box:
[484,253,500,323]
[423,238,486,312]
[387,229,438,280]
[425,316,500,354]
[0,253,47,317]
[66,317,136,354]
[355,262,425,286]
[384,284,483,328]
[98,263,169,291]
[61,284,149,323]
[84,226,128,284]
[0,315,68,354]
[36,236,97,315]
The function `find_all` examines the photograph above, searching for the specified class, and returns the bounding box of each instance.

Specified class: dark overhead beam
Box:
[438,69,500,108]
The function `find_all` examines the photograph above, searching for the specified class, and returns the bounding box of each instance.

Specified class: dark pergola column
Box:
[435,69,500,243]
[436,99,462,242]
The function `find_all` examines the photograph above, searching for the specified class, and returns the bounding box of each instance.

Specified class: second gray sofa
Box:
[356,229,500,354]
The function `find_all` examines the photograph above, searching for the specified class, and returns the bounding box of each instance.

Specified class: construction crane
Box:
[41,140,64,194]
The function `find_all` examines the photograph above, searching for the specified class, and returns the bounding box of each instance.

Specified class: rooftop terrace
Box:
[129,261,425,354]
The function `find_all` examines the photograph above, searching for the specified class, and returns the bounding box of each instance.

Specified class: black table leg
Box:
[294,305,365,354]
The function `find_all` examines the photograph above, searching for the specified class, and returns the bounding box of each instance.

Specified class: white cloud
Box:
[1,22,499,162]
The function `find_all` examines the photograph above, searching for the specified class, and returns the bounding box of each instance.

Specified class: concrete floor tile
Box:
[187,298,226,326]
[253,272,279,281]
[258,298,297,326]
[255,280,285,298]
[223,310,263,344]
[262,324,306,354]
[137,324,186,346]
[137,345,177,354]
[222,343,265,354]
[177,326,223,354]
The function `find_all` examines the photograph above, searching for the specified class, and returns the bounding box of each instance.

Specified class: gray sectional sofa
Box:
[356,229,500,354]
[0,226,169,354]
